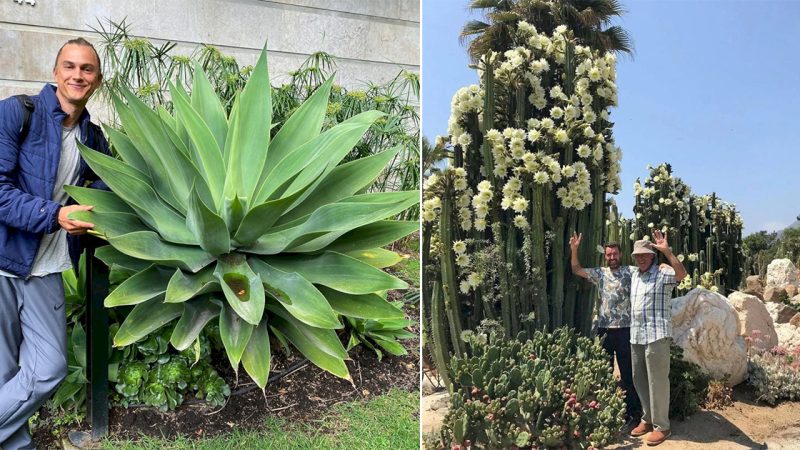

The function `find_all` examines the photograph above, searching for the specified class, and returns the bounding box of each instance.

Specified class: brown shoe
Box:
[630,421,653,437]
[646,429,671,446]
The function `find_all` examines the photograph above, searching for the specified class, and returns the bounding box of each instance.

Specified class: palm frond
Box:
[468,0,507,11]
[599,25,634,55]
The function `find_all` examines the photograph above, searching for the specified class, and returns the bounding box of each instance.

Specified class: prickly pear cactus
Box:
[439,327,625,449]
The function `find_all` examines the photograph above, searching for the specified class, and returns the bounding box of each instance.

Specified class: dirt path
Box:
[422,382,800,449]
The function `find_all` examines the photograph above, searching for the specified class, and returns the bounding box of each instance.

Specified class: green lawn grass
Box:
[105,389,419,449]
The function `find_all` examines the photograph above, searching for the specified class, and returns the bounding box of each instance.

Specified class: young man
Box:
[0,38,108,449]
[627,230,687,446]
[569,233,642,425]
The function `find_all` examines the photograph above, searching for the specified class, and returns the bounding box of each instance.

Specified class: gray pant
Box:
[0,274,67,450]
[631,337,671,431]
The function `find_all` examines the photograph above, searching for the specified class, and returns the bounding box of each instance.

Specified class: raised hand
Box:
[651,229,670,254]
[569,232,582,251]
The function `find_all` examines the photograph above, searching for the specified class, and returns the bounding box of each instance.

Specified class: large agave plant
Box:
[66,47,418,390]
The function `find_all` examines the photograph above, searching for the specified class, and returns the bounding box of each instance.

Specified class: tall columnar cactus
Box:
[631,163,744,294]
[422,23,623,367]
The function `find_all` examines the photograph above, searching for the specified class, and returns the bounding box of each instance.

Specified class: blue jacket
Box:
[0,84,110,277]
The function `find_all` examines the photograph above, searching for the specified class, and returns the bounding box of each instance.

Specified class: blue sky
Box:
[423,0,800,234]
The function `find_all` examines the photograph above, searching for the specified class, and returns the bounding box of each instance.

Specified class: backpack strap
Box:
[86,121,102,150]
[13,94,34,144]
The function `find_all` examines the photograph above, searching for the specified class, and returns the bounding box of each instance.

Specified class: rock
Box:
[792,294,800,306]
[727,291,778,351]
[421,391,450,435]
[743,275,764,299]
[787,284,798,298]
[746,275,763,290]
[766,259,799,287]
[765,302,798,324]
[672,288,748,386]
[774,322,800,349]
[791,314,800,328]
[764,285,789,303]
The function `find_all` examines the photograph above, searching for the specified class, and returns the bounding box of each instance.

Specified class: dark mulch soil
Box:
[32,237,421,449]
[34,327,419,449]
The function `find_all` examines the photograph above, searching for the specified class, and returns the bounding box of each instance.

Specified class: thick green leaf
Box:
[111,92,182,211]
[102,124,149,174]
[241,319,271,390]
[72,322,86,368]
[223,47,271,204]
[218,300,254,373]
[268,309,349,380]
[105,265,171,307]
[185,188,230,255]
[249,191,418,254]
[344,248,404,268]
[324,220,418,253]
[278,147,400,224]
[108,231,214,273]
[318,286,405,320]
[170,298,221,351]
[156,105,177,132]
[372,337,408,356]
[114,297,182,347]
[263,251,407,294]
[213,254,265,325]
[223,195,246,235]
[249,258,340,329]
[68,210,149,239]
[278,111,387,201]
[64,186,136,215]
[172,81,226,207]
[253,110,383,205]
[119,86,195,212]
[232,180,314,247]
[94,245,151,272]
[289,192,419,252]
[265,77,333,170]
[267,303,348,360]
[191,62,228,154]
[164,266,219,303]
[76,142,196,245]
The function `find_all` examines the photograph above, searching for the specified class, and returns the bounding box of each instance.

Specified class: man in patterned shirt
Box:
[627,230,686,446]
[569,233,641,425]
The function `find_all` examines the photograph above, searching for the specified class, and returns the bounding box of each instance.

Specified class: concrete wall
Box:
[0,0,419,118]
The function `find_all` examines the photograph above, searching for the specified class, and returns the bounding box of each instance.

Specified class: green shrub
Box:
[440,328,625,449]
[669,344,710,420]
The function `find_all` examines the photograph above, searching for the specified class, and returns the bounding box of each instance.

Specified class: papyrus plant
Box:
[67,47,418,391]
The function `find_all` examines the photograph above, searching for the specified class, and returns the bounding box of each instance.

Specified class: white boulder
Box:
[766,259,799,288]
[774,322,800,350]
[727,291,778,351]
[671,288,748,386]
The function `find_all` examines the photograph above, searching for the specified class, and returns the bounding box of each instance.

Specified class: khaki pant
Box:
[631,337,671,431]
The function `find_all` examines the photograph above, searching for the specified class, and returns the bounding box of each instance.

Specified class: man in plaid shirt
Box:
[627,230,687,446]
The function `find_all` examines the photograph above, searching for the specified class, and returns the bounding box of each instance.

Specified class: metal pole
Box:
[85,238,109,439]
[67,237,109,448]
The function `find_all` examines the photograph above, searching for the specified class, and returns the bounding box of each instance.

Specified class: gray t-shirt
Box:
[0,124,82,278]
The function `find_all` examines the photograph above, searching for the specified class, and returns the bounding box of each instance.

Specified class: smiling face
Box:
[604,246,621,270]
[52,43,102,111]
[633,253,655,272]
